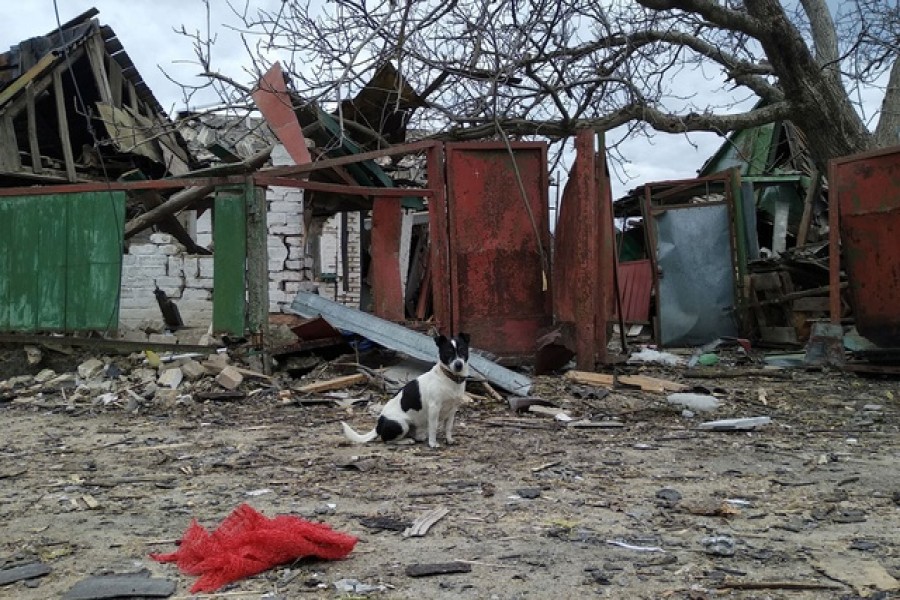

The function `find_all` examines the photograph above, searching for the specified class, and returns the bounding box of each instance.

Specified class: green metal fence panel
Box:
[213,189,247,335]
[0,192,125,332]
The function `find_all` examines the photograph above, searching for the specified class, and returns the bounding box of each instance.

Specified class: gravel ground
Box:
[1,345,898,599]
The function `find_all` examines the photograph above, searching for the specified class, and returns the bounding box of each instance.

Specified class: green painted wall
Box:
[0,191,125,332]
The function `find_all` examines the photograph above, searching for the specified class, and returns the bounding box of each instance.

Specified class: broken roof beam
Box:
[123,146,273,238]
[253,174,433,198]
[288,291,533,396]
[260,139,439,179]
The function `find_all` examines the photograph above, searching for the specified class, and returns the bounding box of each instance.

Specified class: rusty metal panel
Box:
[831,146,900,346]
[616,260,653,323]
[252,62,312,166]
[0,192,124,332]
[371,197,404,321]
[552,130,603,368]
[443,142,551,360]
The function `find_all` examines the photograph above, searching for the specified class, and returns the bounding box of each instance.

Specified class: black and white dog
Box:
[341,333,470,448]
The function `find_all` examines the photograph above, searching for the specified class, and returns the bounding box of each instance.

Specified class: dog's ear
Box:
[434,334,448,347]
[458,332,471,345]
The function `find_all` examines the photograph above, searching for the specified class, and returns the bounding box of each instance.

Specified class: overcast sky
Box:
[2,1,883,199]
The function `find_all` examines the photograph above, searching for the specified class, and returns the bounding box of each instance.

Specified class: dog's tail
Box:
[341,421,379,444]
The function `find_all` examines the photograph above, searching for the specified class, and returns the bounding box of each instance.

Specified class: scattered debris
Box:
[697,416,771,430]
[405,561,473,577]
[563,370,687,393]
[289,291,533,395]
[0,562,51,586]
[403,507,450,538]
[62,572,175,600]
[627,347,686,367]
[297,373,367,394]
[701,535,736,557]
[333,578,386,595]
[667,392,721,412]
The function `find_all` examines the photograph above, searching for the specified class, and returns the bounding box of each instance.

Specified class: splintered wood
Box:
[402,507,450,538]
[296,373,367,394]
[563,370,687,393]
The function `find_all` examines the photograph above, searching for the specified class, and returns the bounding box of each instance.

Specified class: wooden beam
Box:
[123,147,272,237]
[25,82,42,174]
[86,34,113,104]
[260,139,439,178]
[107,54,124,107]
[52,69,77,182]
[0,115,20,171]
[254,174,432,197]
[245,182,271,374]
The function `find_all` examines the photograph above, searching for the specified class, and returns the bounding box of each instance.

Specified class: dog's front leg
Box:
[444,407,458,445]
[426,404,441,448]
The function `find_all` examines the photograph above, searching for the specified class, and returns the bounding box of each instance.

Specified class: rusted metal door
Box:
[830,146,900,346]
[441,142,552,361]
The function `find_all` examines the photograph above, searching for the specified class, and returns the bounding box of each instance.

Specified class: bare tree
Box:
[197,0,898,171]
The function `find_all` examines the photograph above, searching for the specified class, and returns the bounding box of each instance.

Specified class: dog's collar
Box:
[439,364,468,384]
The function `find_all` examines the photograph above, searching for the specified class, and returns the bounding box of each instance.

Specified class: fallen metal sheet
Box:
[62,573,176,600]
[288,291,533,395]
[0,562,51,585]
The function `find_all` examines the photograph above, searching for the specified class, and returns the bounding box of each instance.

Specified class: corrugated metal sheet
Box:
[616,260,653,323]
[441,142,551,360]
[0,191,124,332]
[830,146,900,346]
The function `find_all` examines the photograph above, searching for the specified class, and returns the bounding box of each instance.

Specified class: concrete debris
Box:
[215,366,244,390]
[76,358,105,380]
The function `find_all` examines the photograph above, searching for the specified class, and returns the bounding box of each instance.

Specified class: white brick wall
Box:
[118,144,365,336]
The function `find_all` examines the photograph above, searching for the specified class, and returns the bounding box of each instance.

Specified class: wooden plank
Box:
[792,296,830,312]
[296,373,366,394]
[52,69,77,182]
[563,370,614,387]
[619,374,687,393]
[0,116,19,171]
[107,53,124,107]
[212,190,247,336]
[245,183,270,373]
[86,34,113,104]
[25,83,42,174]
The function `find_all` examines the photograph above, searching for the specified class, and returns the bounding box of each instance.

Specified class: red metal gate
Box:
[830,146,900,346]
[438,142,552,361]
[552,130,616,368]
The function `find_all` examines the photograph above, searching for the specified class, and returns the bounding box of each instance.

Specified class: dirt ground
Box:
[1,344,898,599]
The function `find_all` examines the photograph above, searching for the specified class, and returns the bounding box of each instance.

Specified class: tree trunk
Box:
[746,0,872,168]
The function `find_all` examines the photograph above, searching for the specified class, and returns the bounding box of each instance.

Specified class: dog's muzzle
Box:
[452,359,464,372]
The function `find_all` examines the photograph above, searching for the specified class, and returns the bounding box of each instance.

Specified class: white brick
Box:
[267,212,288,226]
[284,236,303,246]
[185,276,215,290]
[149,233,176,244]
[198,257,215,278]
[132,255,169,270]
[128,243,158,255]
[284,260,303,270]
[270,225,302,235]
[269,201,301,213]
[196,211,212,234]
[182,257,199,278]
[270,271,303,283]
[181,288,212,301]
[167,256,184,277]
[155,275,183,289]
[159,244,185,256]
